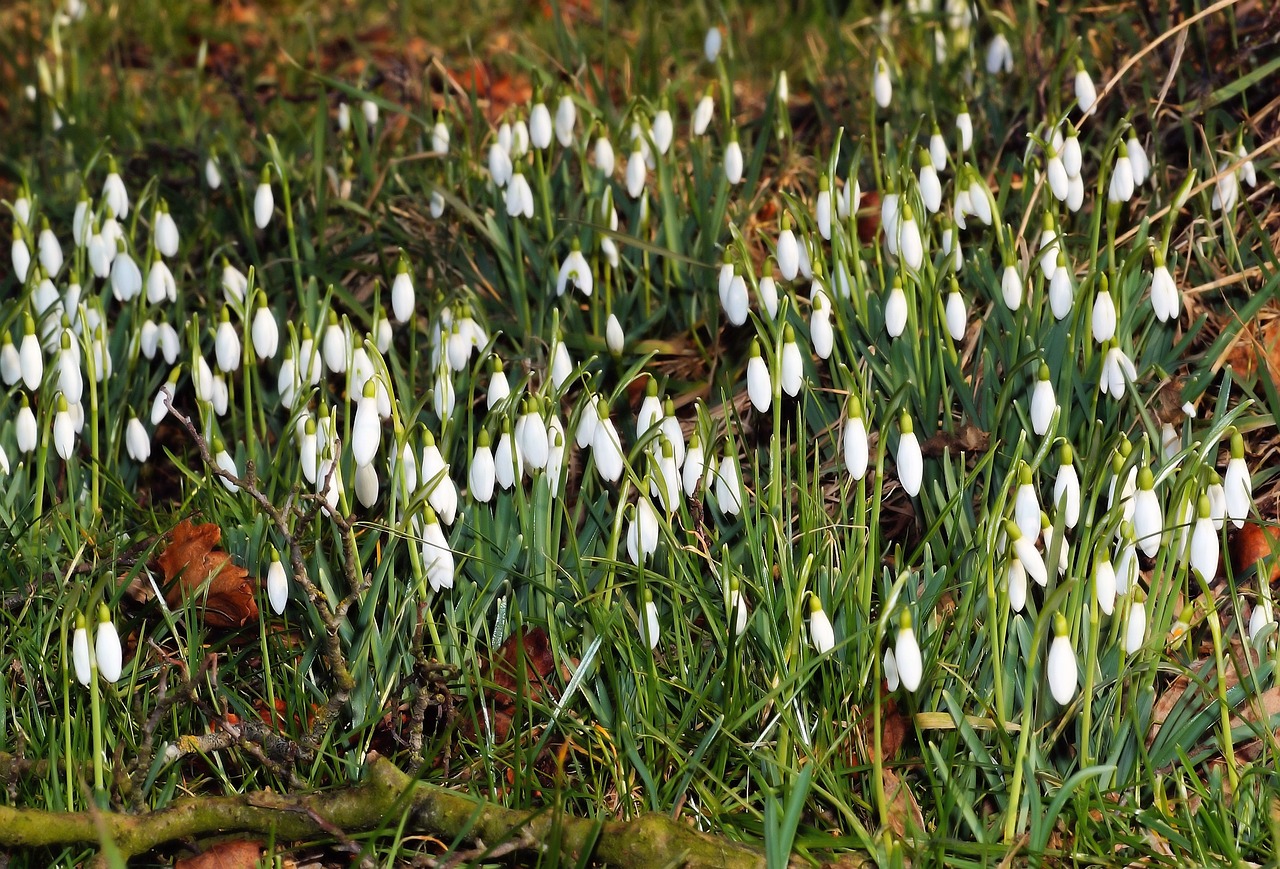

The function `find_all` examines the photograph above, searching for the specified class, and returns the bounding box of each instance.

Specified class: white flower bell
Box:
[95,604,123,684]
[254,166,274,229]
[1047,613,1077,705]
[808,594,835,654]
[895,610,923,692]
[896,413,923,497]
[266,548,288,615]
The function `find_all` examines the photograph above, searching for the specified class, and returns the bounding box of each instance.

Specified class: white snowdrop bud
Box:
[986,32,1014,74]
[102,158,129,220]
[873,56,892,108]
[431,118,450,155]
[895,610,923,692]
[20,315,43,392]
[659,400,684,468]
[843,396,869,481]
[929,122,948,171]
[956,100,973,151]
[1188,494,1218,581]
[593,131,615,175]
[1007,558,1028,613]
[154,201,180,257]
[723,130,743,184]
[808,595,835,654]
[205,155,223,189]
[882,191,901,254]
[810,300,833,360]
[626,143,647,198]
[488,142,513,187]
[815,175,832,240]
[517,397,550,471]
[746,340,771,413]
[72,189,93,247]
[37,219,62,277]
[1092,281,1117,343]
[72,614,91,686]
[1109,142,1135,203]
[529,101,552,150]
[1074,59,1097,113]
[723,272,749,326]
[420,506,455,593]
[885,279,909,338]
[729,580,749,637]
[57,331,82,405]
[1127,134,1149,186]
[266,548,288,615]
[1007,520,1048,587]
[651,103,673,156]
[945,283,967,342]
[487,357,511,410]
[642,589,661,649]
[776,214,799,281]
[704,26,722,63]
[319,313,346,374]
[1049,252,1073,320]
[918,153,942,214]
[636,380,663,439]
[682,432,707,497]
[896,413,923,497]
[1125,592,1147,655]
[779,325,803,397]
[53,395,74,460]
[554,95,576,147]
[125,416,150,463]
[214,439,239,492]
[146,253,176,305]
[1094,554,1117,615]
[606,313,625,356]
[715,442,743,516]
[420,429,457,524]
[626,498,660,565]
[470,429,496,503]
[251,293,278,359]
[16,396,36,454]
[1047,613,1078,705]
[352,380,381,468]
[1047,150,1069,202]
[109,241,142,302]
[592,400,625,484]
[0,334,20,387]
[1030,363,1056,436]
[1150,250,1179,323]
[1132,467,1162,557]
[95,604,123,684]
[151,368,179,424]
[1067,172,1085,212]
[1014,464,1041,544]
[214,307,240,373]
[254,166,274,229]
[692,90,715,138]
[1207,470,1226,531]
[759,269,779,320]
[391,255,415,322]
[1223,429,1252,528]
[1052,443,1081,529]
[899,203,924,271]
[506,171,534,219]
[884,647,900,691]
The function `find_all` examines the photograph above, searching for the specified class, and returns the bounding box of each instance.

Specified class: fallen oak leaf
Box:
[174,839,261,869]
[152,519,259,629]
[466,627,561,743]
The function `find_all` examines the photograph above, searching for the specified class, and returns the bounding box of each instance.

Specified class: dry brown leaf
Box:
[1231,523,1280,582]
[469,627,560,742]
[881,767,923,841]
[153,519,259,628]
[175,840,262,869]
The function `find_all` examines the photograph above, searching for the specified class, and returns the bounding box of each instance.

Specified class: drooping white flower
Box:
[985,33,1014,74]
[642,589,661,649]
[37,219,62,278]
[1006,520,1048,587]
[873,56,892,108]
[419,507,454,593]
[556,240,593,297]
[529,101,552,150]
[72,613,91,686]
[1127,134,1150,186]
[1006,557,1028,613]
[469,430,496,503]
[265,549,288,615]
[1030,363,1056,436]
[895,610,923,692]
[1101,344,1137,399]
[1150,253,1179,322]
[53,394,74,459]
[693,89,715,137]
[1074,59,1097,113]
[254,166,274,229]
[249,294,278,359]
[1047,613,1077,705]
[95,604,123,684]
[945,283,967,341]
[606,313,625,355]
[506,171,534,219]
[956,100,973,152]
[1188,494,1218,581]
[683,432,707,497]
[1014,464,1041,543]
[488,142,513,188]
[215,440,240,493]
[715,442,743,516]
[592,399,625,484]
[843,397,869,481]
[494,418,521,490]
[626,142,647,198]
[1109,142,1135,203]
[885,280,908,338]
[102,158,129,220]
[704,26,722,63]
[1125,592,1147,655]
[896,413,923,497]
[651,102,674,156]
[723,129,743,184]
[626,498,661,565]
[746,340,771,413]
[350,380,381,468]
[554,94,576,146]
[15,396,36,454]
[1092,283,1117,344]
[1132,467,1162,557]
[929,122,948,172]
[776,215,799,281]
[808,594,835,654]
[779,326,803,396]
[729,579,750,637]
[109,241,142,301]
[125,416,150,463]
[1223,429,1252,528]
[723,271,749,326]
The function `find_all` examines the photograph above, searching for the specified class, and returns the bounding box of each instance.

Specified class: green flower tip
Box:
[1197,494,1211,518]
[781,212,793,232]
[848,394,863,418]
[477,428,491,447]
[660,437,673,459]
[259,165,272,184]
[596,399,610,421]
[646,378,658,397]
[75,612,87,629]
[899,412,913,434]
[819,173,830,191]
[270,545,281,561]
[1037,362,1051,381]
[362,379,377,399]
[1058,442,1073,464]
[1229,429,1244,458]
[1137,466,1155,490]
[57,394,69,412]
[783,324,796,342]
[898,609,912,632]
[1003,518,1021,540]
[808,593,824,614]
[1053,612,1069,637]
[643,588,654,603]
[423,505,440,524]
[97,603,111,623]
[749,338,762,357]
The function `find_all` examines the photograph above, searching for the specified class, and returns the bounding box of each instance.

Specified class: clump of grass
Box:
[0,0,1278,865]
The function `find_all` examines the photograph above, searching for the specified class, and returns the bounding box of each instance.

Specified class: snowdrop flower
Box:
[556,240,593,297]
[470,429,496,503]
[641,589,661,649]
[1150,249,1179,323]
[487,357,511,410]
[1047,144,1070,202]
[529,100,552,150]
[929,121,948,171]
[873,56,892,108]
[945,281,967,341]
[1092,279,1117,343]
[895,610,923,692]
[986,32,1014,74]
[102,157,130,220]
[1101,343,1137,399]
[808,595,835,654]
[146,252,176,304]
[715,442,743,516]
[213,307,240,373]
[693,88,714,137]
[898,204,924,271]
[1005,520,1048,587]
[20,315,42,392]
[637,380,663,438]
[554,94,576,146]
[57,331,82,404]
[126,415,151,462]
[651,99,674,155]
[251,293,278,359]
[838,175,861,220]
[1132,466,1162,557]
[419,507,454,593]
[810,293,833,359]
[1001,262,1023,311]
[956,100,973,152]
[37,218,62,277]
[1206,469,1227,531]
[814,175,833,241]
[758,263,780,320]
[109,241,142,302]
[881,189,901,254]
[1250,596,1274,644]
[592,399,625,484]
[1127,134,1150,186]
[1036,213,1060,280]
[723,128,743,184]
[389,255,415,322]
[1109,141,1135,203]
[15,395,36,454]
[623,141,647,199]
[1030,363,1056,436]
[728,578,750,637]
[704,26,722,63]
[1074,58,1097,113]
[606,313,625,356]
[966,170,993,225]
[51,394,75,459]
[351,380,381,468]
[1188,494,1218,581]
[723,269,749,326]
[506,171,534,219]
[1006,557,1028,613]
[214,439,239,492]
[1053,443,1081,528]
[1014,464,1041,543]
[516,397,549,471]
[779,326,803,396]
[918,152,942,214]
[682,432,708,497]
[592,128,615,176]
[885,278,909,338]
[626,498,660,565]
[419,430,458,524]
[658,401,685,467]
[72,613,92,686]
[488,141,513,187]
[264,548,289,615]
[359,98,378,127]
[746,340,771,413]
[1047,613,1077,705]
[776,214,799,281]
[1223,429,1252,528]
[897,413,923,497]
[1124,592,1147,655]
[843,396,869,481]
[253,166,274,229]
[150,367,179,425]
[495,418,521,490]
[429,187,445,216]
[95,604,123,684]
[1049,252,1074,320]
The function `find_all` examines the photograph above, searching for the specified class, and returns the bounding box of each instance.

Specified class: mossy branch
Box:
[0,754,816,868]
